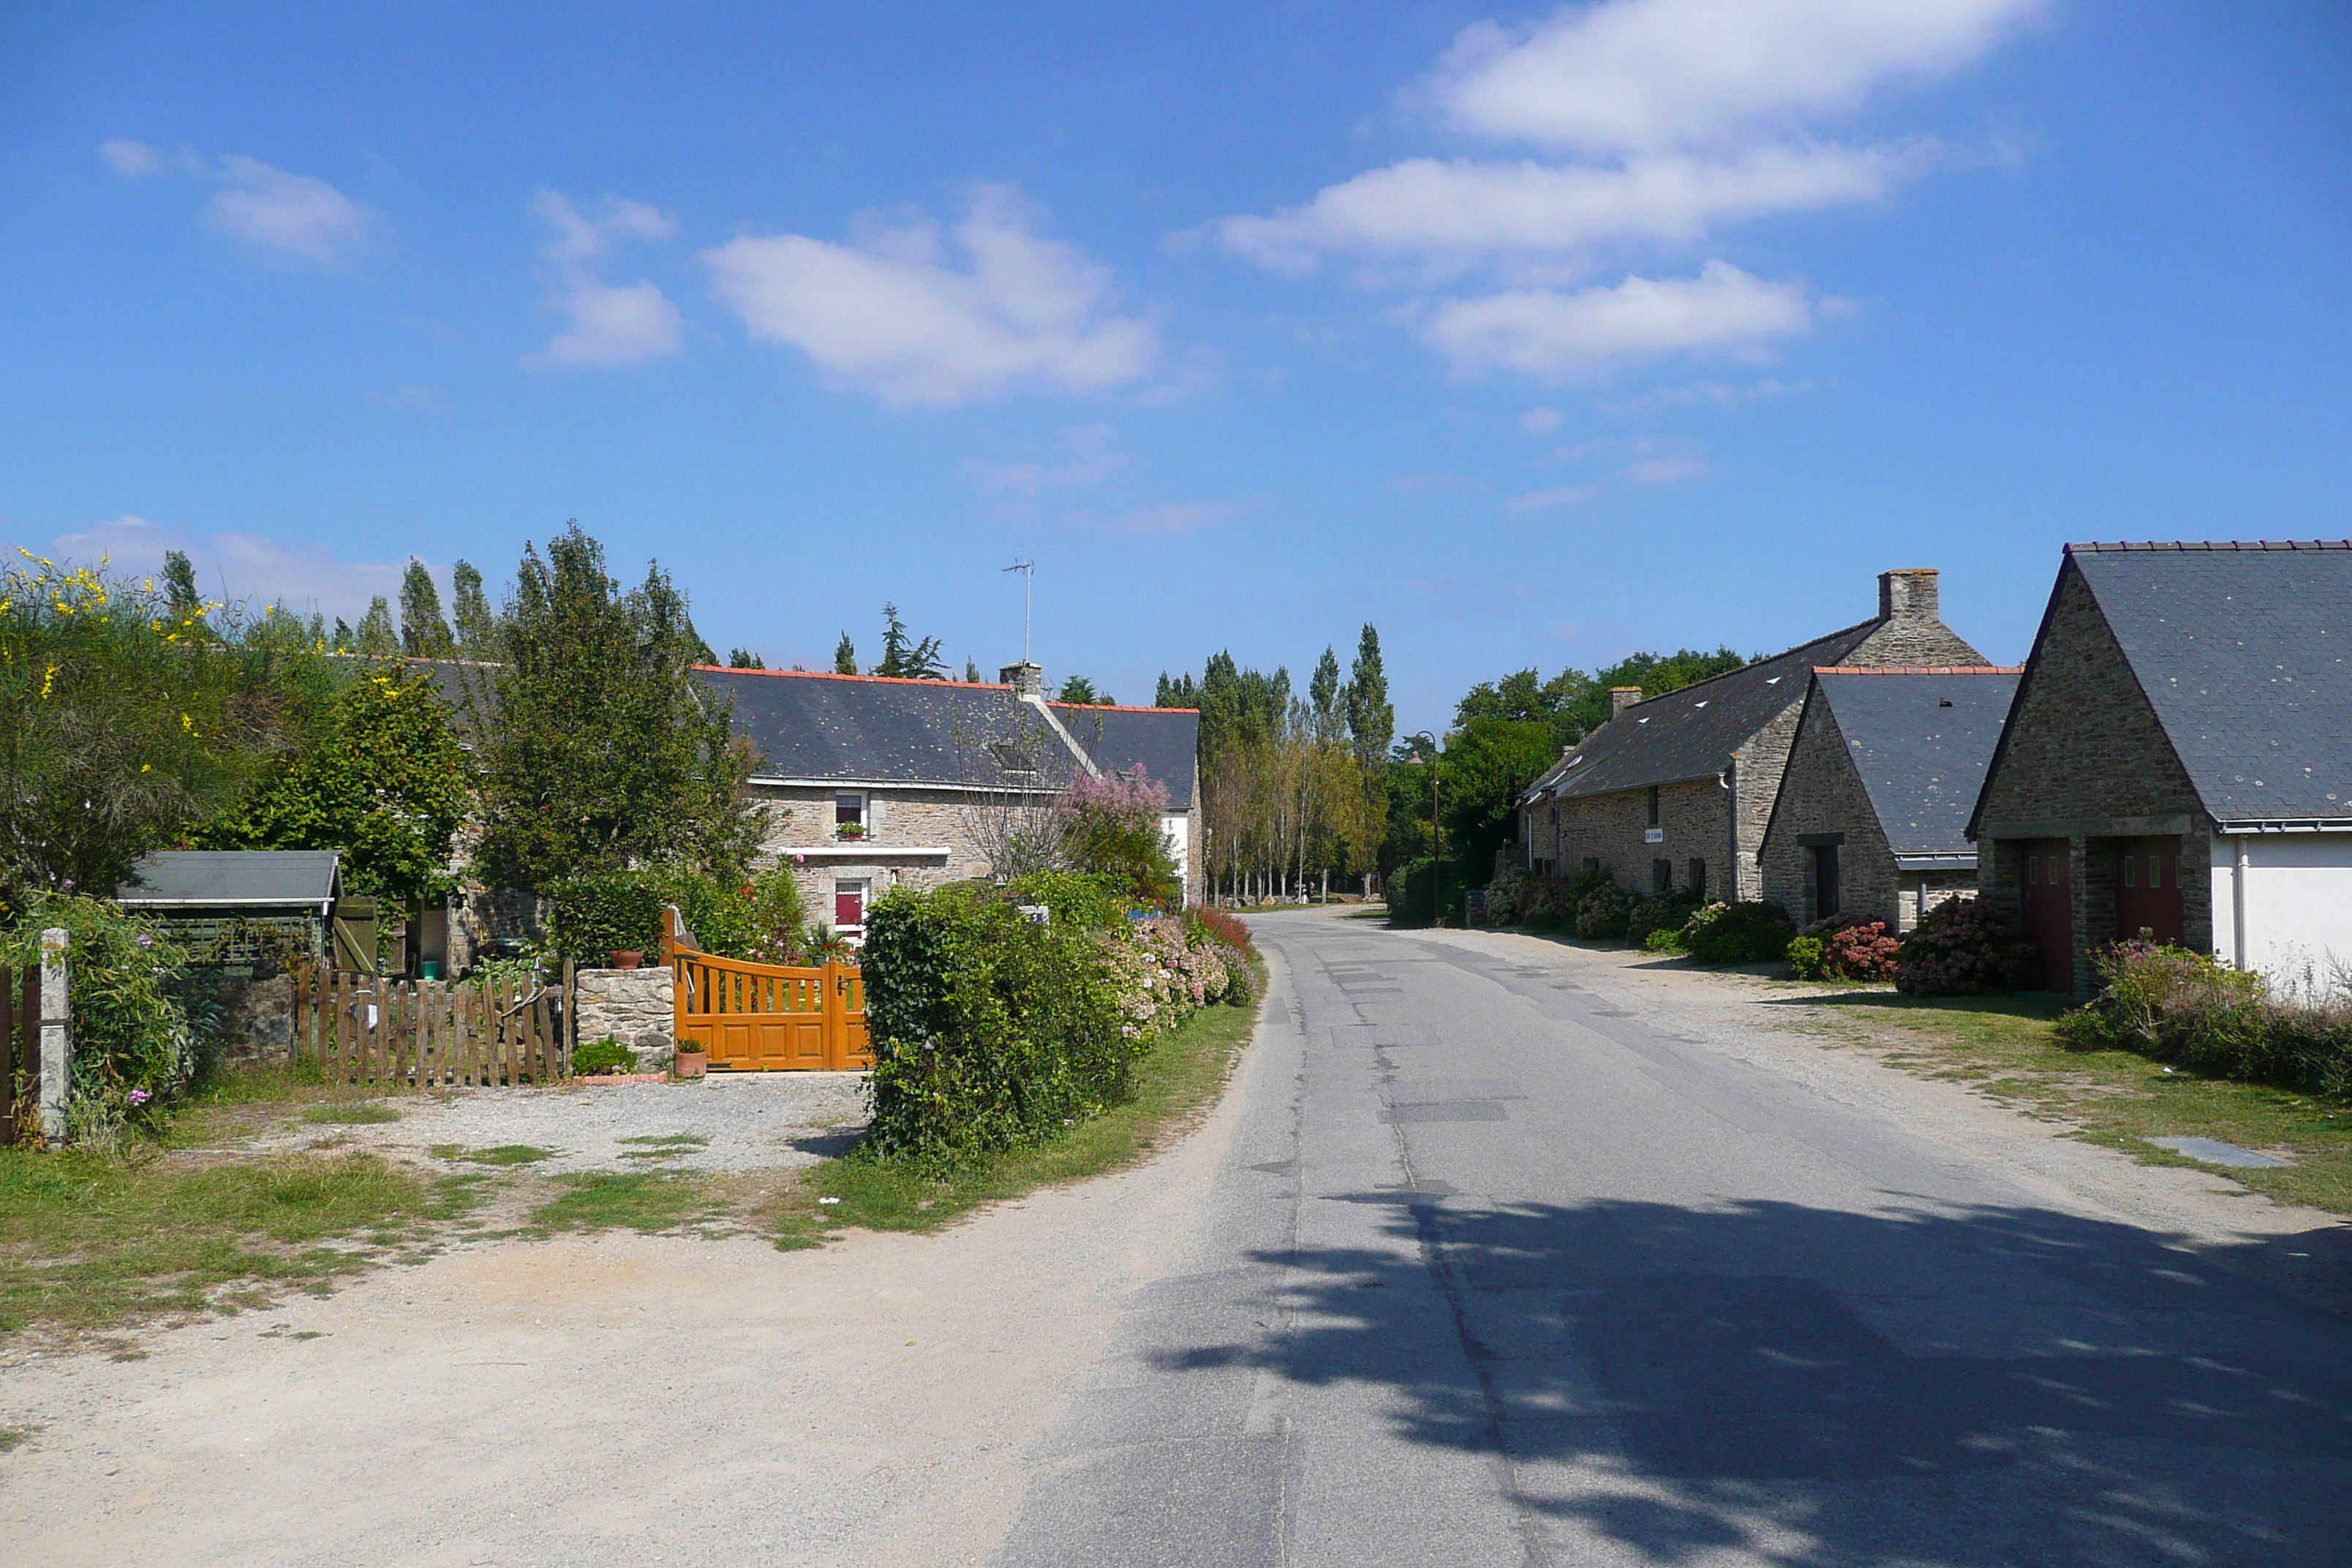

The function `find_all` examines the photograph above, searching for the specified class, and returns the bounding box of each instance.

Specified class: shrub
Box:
[1485,862,1529,924]
[1385,857,1460,927]
[2049,942,2352,1098]
[572,1038,638,1076]
[1682,901,1795,965]
[1572,882,1634,940]
[1056,770,1182,910]
[1894,897,2039,995]
[545,867,666,962]
[0,895,193,1128]
[1005,870,1123,932]
[1627,889,1700,946]
[1787,935,1828,979]
[1794,916,1901,980]
[1186,905,1258,962]
[1642,927,1685,954]
[860,885,1134,1171]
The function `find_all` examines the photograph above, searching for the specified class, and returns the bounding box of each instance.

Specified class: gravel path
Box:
[256,1071,872,1175]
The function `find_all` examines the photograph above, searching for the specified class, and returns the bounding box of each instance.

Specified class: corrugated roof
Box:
[694,668,1198,807]
[117,850,342,907]
[1810,668,2021,856]
[1527,621,1881,802]
[2068,540,2352,823]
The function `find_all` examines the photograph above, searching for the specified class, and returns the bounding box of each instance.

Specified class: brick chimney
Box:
[1609,686,1643,720]
[998,660,1044,697]
[1878,568,1940,624]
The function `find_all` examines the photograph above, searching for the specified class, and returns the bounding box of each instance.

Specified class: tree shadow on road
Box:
[1154,1195,2352,1565]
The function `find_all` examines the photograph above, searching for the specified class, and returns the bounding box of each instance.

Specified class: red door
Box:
[2113,836,2185,947]
[833,879,867,932]
[2018,838,2072,992]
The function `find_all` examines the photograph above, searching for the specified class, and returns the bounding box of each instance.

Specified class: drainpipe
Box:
[1718,763,1735,902]
[2232,832,2250,972]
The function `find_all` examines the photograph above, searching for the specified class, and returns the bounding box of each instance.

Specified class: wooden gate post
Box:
[37,928,70,1145]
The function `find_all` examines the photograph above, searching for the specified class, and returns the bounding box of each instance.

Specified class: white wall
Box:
[1161,813,1191,903]
[2209,832,2352,983]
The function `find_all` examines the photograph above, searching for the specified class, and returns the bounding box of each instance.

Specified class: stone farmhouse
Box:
[1967,540,2352,995]
[696,660,1201,938]
[1518,569,1986,904]
[1759,667,2020,932]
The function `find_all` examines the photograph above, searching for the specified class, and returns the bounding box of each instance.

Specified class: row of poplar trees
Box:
[1156,626,1392,903]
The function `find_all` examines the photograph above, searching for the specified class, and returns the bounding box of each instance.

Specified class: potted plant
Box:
[834,821,867,841]
[608,949,644,969]
[673,1041,709,1079]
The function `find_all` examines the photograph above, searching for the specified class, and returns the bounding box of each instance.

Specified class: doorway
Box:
[2019,839,2072,992]
[2111,836,2185,947]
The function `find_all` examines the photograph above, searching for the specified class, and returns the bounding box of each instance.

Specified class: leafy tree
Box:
[162,550,201,615]
[834,632,857,674]
[1564,647,1748,736]
[201,669,472,902]
[1346,624,1392,766]
[450,559,498,655]
[471,524,758,892]
[1308,647,1344,739]
[873,603,948,679]
[1058,769,1180,907]
[399,559,455,657]
[1055,674,1112,706]
[1437,715,1562,887]
[355,596,398,656]
[1156,671,1199,708]
[727,648,766,669]
[0,557,325,916]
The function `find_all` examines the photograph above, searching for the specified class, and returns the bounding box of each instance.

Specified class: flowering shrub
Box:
[1056,769,1181,908]
[1,894,194,1138]
[1627,890,1700,946]
[1893,897,2039,995]
[1573,882,1634,940]
[1790,915,1899,979]
[2056,944,2352,1096]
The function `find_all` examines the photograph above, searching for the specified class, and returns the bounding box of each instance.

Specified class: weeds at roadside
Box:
[431,1145,557,1166]
[0,1426,34,1452]
[301,1104,401,1126]
[529,1172,733,1235]
[617,1134,710,1162]
[1790,990,2352,1215]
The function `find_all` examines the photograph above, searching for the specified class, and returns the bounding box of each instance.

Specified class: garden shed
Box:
[115,850,372,973]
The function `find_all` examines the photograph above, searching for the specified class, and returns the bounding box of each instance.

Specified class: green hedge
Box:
[1385,856,1461,926]
[545,867,667,962]
[859,885,1137,1172]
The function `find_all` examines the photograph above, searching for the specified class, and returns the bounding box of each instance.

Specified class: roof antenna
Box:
[1001,559,1035,666]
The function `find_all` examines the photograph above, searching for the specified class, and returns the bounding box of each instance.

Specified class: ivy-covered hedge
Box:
[0,894,194,1141]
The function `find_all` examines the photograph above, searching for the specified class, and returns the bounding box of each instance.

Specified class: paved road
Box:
[995,911,2352,1567]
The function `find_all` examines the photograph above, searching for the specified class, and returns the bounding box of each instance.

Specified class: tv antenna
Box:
[1001,559,1035,665]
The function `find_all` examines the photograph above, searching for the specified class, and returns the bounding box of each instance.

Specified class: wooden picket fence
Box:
[293,962,574,1088]
[1,966,38,1146]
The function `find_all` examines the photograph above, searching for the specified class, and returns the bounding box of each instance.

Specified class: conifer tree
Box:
[162,550,201,615]
[399,559,455,657]
[1345,624,1392,766]
[355,597,399,656]
[834,633,857,674]
[450,559,499,655]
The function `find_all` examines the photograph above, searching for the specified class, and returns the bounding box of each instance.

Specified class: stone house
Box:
[1967,540,2352,995]
[696,660,1202,936]
[1518,569,1986,905]
[1759,667,2020,932]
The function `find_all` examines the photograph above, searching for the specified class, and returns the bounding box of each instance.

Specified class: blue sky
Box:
[3,1,2347,735]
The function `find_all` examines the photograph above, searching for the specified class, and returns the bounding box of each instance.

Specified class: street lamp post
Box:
[1407,731,1443,927]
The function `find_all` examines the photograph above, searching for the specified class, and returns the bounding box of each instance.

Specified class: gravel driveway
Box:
[261,1071,872,1175]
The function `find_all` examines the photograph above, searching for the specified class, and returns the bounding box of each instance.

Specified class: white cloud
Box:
[1519,406,1563,433]
[1427,0,2040,153]
[704,185,1157,408]
[207,154,375,263]
[100,138,163,178]
[965,423,1130,495]
[1424,261,1822,380]
[523,190,683,370]
[1213,142,1929,274]
[1505,438,1711,512]
[44,515,412,620]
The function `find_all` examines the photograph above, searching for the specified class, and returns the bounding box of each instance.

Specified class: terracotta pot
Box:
[674,1049,708,1079]
[609,950,644,970]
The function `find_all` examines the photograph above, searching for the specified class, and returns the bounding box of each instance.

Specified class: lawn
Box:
[1784,987,2352,1215]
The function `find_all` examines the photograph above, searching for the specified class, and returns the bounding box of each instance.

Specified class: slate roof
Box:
[2059,540,2352,824]
[117,851,342,909]
[1524,621,1882,802]
[692,669,1198,808]
[1802,668,2021,858]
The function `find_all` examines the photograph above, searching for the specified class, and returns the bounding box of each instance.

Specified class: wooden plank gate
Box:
[293,963,574,1088]
[663,910,871,1071]
[1,966,37,1146]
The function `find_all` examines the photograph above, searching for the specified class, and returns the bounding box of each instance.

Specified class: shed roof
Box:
[692,668,1198,807]
[1806,668,2021,857]
[1526,621,1881,802]
[2065,541,2352,825]
[117,851,342,908]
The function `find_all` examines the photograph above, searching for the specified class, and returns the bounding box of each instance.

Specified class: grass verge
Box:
[529,1171,736,1235]
[0,1149,483,1341]
[1787,989,2352,1215]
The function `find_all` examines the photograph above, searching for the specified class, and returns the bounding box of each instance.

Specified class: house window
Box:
[1812,844,1842,920]
[2027,854,2039,886]
[834,878,869,932]
[834,792,867,838]
[1689,859,1707,901]
[2122,855,2136,889]
[1652,858,1673,893]
[2147,855,2161,889]
[1647,786,1661,829]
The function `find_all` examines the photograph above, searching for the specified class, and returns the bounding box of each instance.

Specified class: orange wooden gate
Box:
[665,911,870,1071]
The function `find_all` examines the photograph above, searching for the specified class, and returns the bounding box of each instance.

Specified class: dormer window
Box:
[989,742,1037,775]
[834,792,867,840]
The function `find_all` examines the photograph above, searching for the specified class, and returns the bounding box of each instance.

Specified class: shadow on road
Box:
[1156,1195,2352,1564]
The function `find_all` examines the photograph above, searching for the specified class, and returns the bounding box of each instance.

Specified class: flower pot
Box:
[609,949,644,970]
[674,1049,708,1079]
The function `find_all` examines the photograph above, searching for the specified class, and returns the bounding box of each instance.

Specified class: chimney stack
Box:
[999,660,1044,697]
[1878,568,1940,624]
[1609,686,1643,720]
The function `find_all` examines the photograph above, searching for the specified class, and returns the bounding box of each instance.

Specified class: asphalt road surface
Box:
[995,911,2352,1567]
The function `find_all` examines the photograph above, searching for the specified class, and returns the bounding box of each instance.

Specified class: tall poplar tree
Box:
[450,559,499,655]
[399,559,455,657]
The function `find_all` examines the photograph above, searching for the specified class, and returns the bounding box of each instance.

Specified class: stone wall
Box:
[1973,563,2213,993]
[1729,696,1806,902]
[204,972,297,1067]
[575,966,674,1068]
[1554,778,1730,900]
[1760,698,1902,925]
